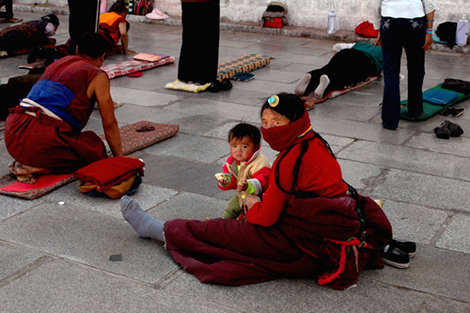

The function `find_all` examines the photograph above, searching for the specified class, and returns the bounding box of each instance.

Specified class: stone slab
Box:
[436,214,470,254]
[338,140,470,182]
[0,241,45,281]
[369,169,470,214]
[0,204,178,283]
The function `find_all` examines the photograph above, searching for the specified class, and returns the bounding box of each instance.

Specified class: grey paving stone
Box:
[113,104,189,125]
[148,192,228,221]
[253,68,308,84]
[110,87,182,107]
[436,214,470,254]
[369,169,470,214]
[139,153,230,199]
[379,200,448,244]
[0,259,234,313]
[42,182,177,218]
[337,159,383,190]
[312,99,381,123]
[165,98,262,124]
[338,140,470,182]
[0,195,43,221]
[143,133,228,163]
[363,245,470,303]
[406,132,470,158]
[163,269,468,313]
[309,115,416,145]
[0,241,45,281]
[0,204,178,283]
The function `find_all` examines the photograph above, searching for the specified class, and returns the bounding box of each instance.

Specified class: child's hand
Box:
[237,180,248,192]
[215,173,229,185]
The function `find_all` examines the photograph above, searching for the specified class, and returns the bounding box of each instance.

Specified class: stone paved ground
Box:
[1,12,470,313]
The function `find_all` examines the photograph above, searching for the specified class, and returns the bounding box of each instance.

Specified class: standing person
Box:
[4,33,133,184]
[0,0,22,23]
[178,0,220,88]
[121,93,394,290]
[216,123,271,219]
[373,0,437,130]
[67,0,101,55]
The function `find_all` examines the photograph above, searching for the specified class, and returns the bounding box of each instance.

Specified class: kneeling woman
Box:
[121,93,392,290]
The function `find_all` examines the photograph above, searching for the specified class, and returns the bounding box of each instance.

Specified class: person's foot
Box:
[121,195,164,240]
[294,73,311,96]
[7,18,22,23]
[314,74,330,99]
[8,161,38,184]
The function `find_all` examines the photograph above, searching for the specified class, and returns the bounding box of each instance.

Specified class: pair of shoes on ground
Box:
[377,239,416,269]
[434,120,464,139]
[232,72,255,82]
[207,79,232,93]
[439,107,464,117]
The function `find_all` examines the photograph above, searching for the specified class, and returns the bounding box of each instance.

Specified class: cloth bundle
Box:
[74,157,145,199]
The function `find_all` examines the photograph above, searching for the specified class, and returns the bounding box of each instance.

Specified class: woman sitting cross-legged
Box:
[121,92,393,290]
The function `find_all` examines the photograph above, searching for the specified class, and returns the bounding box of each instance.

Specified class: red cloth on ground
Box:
[4,106,107,173]
[164,195,392,290]
[74,157,144,191]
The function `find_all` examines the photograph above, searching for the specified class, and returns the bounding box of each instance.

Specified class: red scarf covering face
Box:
[261,110,313,151]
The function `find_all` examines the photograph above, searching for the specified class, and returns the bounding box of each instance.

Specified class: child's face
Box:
[229,136,257,163]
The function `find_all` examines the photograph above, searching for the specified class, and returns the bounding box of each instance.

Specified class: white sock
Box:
[294,73,311,96]
[315,74,330,98]
[121,195,165,241]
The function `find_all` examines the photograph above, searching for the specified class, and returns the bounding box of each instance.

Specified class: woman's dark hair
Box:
[109,0,128,13]
[228,123,261,146]
[77,33,111,58]
[41,14,60,27]
[260,92,305,122]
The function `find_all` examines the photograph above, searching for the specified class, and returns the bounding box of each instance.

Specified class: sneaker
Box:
[377,243,410,269]
[391,239,416,258]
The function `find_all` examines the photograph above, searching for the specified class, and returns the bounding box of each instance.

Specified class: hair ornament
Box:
[268,95,279,107]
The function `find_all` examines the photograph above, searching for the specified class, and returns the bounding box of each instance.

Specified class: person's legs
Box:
[68,0,100,55]
[121,195,165,240]
[177,0,219,84]
[380,17,403,129]
[403,17,426,118]
[222,195,243,219]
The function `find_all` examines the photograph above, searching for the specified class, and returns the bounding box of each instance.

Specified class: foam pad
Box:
[401,83,470,121]
[0,121,179,199]
[216,54,273,82]
[164,80,211,93]
[101,56,176,79]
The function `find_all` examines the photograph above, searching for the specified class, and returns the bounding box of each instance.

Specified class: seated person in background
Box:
[99,0,136,54]
[217,123,271,219]
[0,14,59,58]
[4,33,133,184]
[294,42,383,99]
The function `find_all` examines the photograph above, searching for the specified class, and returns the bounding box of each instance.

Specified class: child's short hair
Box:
[228,123,261,146]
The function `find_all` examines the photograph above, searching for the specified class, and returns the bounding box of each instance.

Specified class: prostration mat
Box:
[0,121,179,199]
[101,55,176,79]
[401,83,470,121]
[165,54,273,93]
[301,76,379,110]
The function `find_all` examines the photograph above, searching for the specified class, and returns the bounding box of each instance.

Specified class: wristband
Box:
[426,29,433,34]
[427,20,434,23]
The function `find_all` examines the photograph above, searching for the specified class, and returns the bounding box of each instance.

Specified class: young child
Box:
[216,123,271,219]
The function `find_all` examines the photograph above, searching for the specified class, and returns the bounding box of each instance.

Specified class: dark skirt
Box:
[164,195,392,290]
[177,0,220,84]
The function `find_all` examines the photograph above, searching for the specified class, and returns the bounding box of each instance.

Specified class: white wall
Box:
[13,0,470,32]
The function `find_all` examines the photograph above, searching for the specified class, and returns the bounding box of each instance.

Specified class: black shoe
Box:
[377,243,410,269]
[391,239,416,258]
[445,120,464,137]
[220,78,233,91]
[207,80,220,93]
[434,122,451,139]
